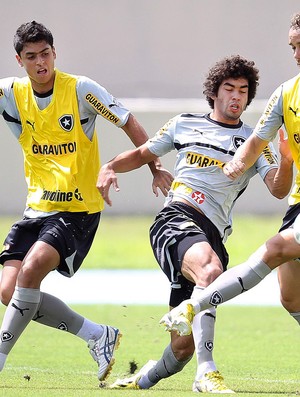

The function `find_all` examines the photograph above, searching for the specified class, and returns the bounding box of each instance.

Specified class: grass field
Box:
[0,305,298,397]
[0,214,299,396]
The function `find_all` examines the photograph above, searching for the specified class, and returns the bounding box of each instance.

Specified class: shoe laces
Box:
[205,371,228,390]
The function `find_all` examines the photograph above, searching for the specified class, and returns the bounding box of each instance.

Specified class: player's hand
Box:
[278,128,293,164]
[223,159,246,180]
[97,164,119,206]
[152,167,174,197]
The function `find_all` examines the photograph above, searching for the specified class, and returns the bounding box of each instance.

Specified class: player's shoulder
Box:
[0,77,20,91]
[239,121,253,137]
[282,73,300,92]
[76,75,99,89]
[173,112,206,125]
[75,75,111,98]
[0,77,23,103]
[178,112,206,119]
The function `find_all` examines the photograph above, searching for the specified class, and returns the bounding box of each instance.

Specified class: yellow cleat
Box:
[159,300,196,336]
[193,371,235,394]
[109,376,141,389]
[109,360,157,390]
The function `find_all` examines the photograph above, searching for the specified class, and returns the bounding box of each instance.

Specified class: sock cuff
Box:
[248,256,271,278]
[290,311,300,317]
[13,286,41,303]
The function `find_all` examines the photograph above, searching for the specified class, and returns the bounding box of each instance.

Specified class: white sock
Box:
[76,319,104,342]
[192,306,217,380]
[290,312,300,325]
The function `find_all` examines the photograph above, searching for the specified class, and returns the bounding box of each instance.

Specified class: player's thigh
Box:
[0,259,21,305]
[19,241,60,288]
[181,241,223,286]
[277,260,300,310]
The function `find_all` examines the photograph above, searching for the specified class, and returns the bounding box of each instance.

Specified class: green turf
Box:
[0,214,283,270]
[0,304,298,396]
[0,214,297,396]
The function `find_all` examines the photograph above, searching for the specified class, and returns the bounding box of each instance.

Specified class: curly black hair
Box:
[290,12,300,30]
[203,55,259,109]
[13,21,54,56]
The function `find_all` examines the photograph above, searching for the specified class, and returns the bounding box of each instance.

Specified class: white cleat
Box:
[88,325,121,381]
[109,359,157,389]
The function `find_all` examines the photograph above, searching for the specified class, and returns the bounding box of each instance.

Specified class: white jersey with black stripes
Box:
[147,113,279,241]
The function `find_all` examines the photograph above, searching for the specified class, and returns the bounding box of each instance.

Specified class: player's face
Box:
[210,78,249,125]
[16,41,56,93]
[289,27,300,67]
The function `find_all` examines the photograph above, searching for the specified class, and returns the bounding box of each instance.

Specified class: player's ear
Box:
[16,54,23,67]
[52,46,56,60]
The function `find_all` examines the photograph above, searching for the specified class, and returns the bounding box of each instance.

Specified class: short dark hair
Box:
[290,12,300,30]
[13,21,54,55]
[203,55,259,109]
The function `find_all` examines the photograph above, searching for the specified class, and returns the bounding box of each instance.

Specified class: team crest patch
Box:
[59,115,74,132]
[57,322,68,331]
[205,340,214,351]
[232,135,246,150]
[1,330,14,342]
[209,291,223,306]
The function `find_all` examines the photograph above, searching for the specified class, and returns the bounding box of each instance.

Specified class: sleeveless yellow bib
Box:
[282,74,300,205]
[13,70,103,213]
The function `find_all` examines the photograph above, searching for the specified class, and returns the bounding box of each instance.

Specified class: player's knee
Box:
[208,265,223,282]
[0,288,13,306]
[280,293,300,313]
[264,237,286,265]
[197,264,223,286]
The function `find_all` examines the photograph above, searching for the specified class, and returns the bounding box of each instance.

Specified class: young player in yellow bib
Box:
[0,21,172,381]
[97,55,293,393]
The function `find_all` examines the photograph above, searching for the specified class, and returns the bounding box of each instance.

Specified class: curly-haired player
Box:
[97,55,293,393]
[159,13,300,374]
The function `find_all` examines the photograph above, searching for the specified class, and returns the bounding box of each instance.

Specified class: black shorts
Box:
[279,203,300,232]
[0,211,101,278]
[149,202,229,307]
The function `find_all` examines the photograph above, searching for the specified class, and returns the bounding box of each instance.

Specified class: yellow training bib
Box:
[13,70,103,213]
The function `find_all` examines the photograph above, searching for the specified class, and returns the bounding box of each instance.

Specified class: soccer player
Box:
[97,55,293,392]
[0,21,172,381]
[159,12,300,350]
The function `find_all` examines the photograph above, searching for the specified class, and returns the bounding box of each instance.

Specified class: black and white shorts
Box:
[149,202,228,307]
[0,211,101,278]
[279,203,300,232]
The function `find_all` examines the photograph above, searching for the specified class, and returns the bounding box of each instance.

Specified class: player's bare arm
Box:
[97,144,158,206]
[223,134,269,179]
[264,128,294,199]
[121,114,173,194]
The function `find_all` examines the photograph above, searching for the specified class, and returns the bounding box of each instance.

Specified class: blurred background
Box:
[0,0,299,216]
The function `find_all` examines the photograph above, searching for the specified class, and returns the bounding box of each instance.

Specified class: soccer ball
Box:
[293,214,300,244]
